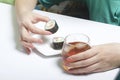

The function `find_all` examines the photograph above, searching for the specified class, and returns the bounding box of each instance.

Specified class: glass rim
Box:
[64,33,90,46]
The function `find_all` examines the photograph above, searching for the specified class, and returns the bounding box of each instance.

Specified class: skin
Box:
[15,0,52,54]
[63,43,120,74]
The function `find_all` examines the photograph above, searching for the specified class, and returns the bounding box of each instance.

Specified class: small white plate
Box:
[32,33,65,56]
[32,20,70,56]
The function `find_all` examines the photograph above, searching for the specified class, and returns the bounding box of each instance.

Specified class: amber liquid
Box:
[62,42,91,71]
[62,42,91,59]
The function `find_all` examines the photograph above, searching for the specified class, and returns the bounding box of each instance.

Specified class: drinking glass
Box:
[62,33,91,71]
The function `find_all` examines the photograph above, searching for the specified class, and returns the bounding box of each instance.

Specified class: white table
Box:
[0,3,120,80]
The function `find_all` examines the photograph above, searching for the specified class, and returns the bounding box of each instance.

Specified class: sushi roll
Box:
[45,19,59,34]
[52,37,64,50]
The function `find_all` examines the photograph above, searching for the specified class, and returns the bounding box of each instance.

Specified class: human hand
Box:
[63,43,120,74]
[17,12,52,54]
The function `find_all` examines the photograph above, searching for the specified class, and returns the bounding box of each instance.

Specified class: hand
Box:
[17,12,52,54]
[63,43,120,74]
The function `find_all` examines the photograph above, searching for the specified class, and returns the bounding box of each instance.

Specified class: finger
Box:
[66,48,98,62]
[21,40,34,49]
[66,54,100,69]
[21,26,43,43]
[24,47,31,54]
[67,62,100,74]
[25,21,52,35]
[22,34,43,43]
[21,37,33,54]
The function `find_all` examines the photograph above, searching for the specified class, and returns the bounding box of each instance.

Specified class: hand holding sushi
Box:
[63,43,120,74]
[15,0,52,54]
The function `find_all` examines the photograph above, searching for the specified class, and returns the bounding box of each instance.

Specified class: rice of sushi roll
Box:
[45,19,58,34]
[52,37,64,50]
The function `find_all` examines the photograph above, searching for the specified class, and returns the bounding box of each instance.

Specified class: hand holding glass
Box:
[61,33,91,71]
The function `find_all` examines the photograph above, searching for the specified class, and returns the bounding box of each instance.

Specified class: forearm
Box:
[15,0,37,17]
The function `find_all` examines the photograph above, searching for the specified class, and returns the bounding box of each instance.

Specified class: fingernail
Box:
[66,57,74,62]
[26,48,31,55]
[62,64,73,71]
[31,46,35,49]
[38,39,43,43]
[45,31,52,35]
[62,65,69,71]
[29,44,34,49]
